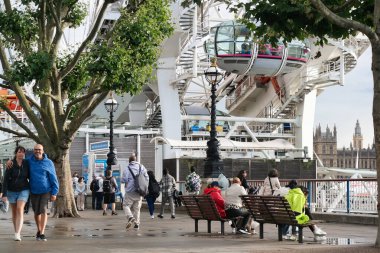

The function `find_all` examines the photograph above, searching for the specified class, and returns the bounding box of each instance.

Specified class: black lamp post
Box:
[104,96,119,171]
[204,58,224,178]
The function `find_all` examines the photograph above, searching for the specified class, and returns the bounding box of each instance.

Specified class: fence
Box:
[177,178,378,214]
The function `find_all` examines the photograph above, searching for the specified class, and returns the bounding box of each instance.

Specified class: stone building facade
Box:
[314,120,376,169]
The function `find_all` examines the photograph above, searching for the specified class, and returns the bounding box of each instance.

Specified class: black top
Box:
[240,177,250,190]
[2,159,30,196]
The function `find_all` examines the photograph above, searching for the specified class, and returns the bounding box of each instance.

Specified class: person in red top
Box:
[203,181,226,218]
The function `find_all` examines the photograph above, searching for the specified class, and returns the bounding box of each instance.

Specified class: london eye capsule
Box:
[205,21,311,76]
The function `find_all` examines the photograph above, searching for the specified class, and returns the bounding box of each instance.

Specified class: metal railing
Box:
[177,178,378,214]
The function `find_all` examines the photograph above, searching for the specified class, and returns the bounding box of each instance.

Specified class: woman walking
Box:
[146,170,160,218]
[2,146,30,241]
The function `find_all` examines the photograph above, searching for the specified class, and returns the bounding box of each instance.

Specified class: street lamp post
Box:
[204,59,224,178]
[104,96,119,171]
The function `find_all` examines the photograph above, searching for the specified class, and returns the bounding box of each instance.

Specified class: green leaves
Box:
[10,51,53,84]
[231,0,373,45]
[87,0,174,95]
[0,9,38,47]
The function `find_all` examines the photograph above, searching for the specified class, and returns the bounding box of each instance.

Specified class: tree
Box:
[208,0,379,247]
[0,0,173,217]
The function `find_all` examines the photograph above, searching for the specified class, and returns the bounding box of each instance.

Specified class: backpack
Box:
[90,179,100,192]
[185,173,201,192]
[150,180,161,198]
[103,177,113,193]
[128,165,149,197]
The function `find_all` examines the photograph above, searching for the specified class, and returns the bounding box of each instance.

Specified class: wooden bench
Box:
[181,195,229,235]
[241,195,319,243]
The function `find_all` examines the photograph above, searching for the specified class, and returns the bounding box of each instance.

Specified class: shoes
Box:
[171,215,175,219]
[134,224,139,229]
[103,211,107,216]
[231,228,236,234]
[158,214,163,219]
[282,234,297,241]
[252,229,257,235]
[14,233,21,241]
[126,217,135,229]
[39,234,47,241]
[111,211,117,215]
[237,229,251,235]
[151,215,154,219]
[314,228,327,236]
[36,231,40,241]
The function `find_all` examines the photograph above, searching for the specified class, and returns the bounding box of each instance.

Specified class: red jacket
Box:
[203,187,226,218]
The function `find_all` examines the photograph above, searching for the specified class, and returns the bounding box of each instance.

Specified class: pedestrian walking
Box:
[158,168,176,219]
[121,155,148,230]
[2,146,30,241]
[146,170,160,218]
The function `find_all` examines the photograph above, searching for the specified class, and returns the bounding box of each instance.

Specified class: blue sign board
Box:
[90,141,109,152]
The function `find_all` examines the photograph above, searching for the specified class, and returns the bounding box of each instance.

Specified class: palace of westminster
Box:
[313,120,376,169]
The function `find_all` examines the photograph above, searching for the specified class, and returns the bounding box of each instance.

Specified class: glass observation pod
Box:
[205,21,311,76]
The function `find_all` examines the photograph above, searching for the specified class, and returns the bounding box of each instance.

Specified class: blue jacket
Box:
[28,154,59,195]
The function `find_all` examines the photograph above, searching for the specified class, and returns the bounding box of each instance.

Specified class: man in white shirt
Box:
[224,177,251,234]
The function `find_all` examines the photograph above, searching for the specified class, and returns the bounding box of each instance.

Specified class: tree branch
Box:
[11,84,51,140]
[0,126,32,139]
[47,0,62,34]
[0,73,9,82]
[67,91,108,137]
[3,0,12,12]
[330,0,357,13]
[0,40,11,72]
[0,83,11,89]
[310,0,378,42]
[59,0,117,79]
[0,102,39,140]
[66,88,103,110]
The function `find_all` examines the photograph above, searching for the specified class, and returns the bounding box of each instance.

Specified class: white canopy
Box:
[150,137,296,151]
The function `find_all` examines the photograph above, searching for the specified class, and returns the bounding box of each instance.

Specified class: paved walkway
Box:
[0,210,378,253]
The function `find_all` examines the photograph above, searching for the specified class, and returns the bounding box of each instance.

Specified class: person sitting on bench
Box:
[203,181,226,218]
[224,177,251,234]
[286,185,327,240]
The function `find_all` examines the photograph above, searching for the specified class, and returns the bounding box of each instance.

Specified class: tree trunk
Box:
[52,150,80,218]
[371,43,380,248]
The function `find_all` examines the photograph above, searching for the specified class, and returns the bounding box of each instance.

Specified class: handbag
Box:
[295,212,310,224]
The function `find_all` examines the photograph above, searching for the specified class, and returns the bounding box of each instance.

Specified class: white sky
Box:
[314,47,374,148]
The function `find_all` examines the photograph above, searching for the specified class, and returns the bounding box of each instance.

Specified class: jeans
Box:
[225,208,250,230]
[146,196,156,216]
[91,192,96,209]
[95,192,104,210]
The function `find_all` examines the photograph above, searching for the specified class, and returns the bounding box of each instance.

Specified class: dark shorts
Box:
[103,192,116,204]
[31,193,50,215]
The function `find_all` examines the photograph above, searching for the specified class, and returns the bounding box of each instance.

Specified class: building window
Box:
[330,145,333,154]
[322,145,326,154]
[330,159,333,166]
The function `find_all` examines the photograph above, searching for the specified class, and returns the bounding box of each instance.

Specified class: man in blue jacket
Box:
[29,144,59,241]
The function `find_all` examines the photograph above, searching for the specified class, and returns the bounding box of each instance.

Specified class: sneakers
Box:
[157,214,163,219]
[283,234,297,241]
[151,215,154,219]
[126,217,136,229]
[103,210,107,216]
[237,229,251,235]
[111,211,118,216]
[171,215,175,219]
[36,231,40,241]
[231,228,236,234]
[314,228,327,236]
[14,233,21,241]
[134,224,139,229]
[39,234,47,241]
